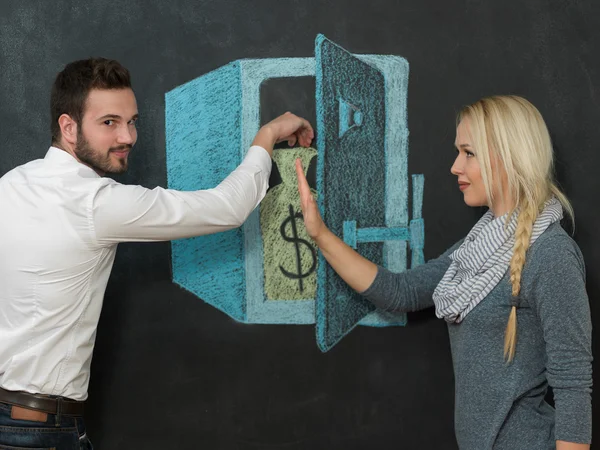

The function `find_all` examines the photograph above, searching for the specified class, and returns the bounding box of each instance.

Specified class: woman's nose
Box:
[451,154,463,176]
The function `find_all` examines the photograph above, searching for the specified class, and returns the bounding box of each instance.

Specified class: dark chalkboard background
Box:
[0,1,598,448]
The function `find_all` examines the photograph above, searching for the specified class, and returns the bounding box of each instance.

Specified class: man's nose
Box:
[117,125,136,145]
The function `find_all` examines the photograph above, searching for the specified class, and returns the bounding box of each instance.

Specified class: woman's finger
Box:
[295,158,311,208]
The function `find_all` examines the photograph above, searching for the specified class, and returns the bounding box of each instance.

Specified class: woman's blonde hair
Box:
[458,95,573,362]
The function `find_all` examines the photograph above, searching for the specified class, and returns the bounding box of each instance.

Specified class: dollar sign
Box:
[279,204,317,292]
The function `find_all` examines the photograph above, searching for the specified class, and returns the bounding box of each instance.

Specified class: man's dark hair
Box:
[50,58,131,144]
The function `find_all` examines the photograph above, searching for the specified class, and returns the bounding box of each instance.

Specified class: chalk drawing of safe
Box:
[165,34,425,352]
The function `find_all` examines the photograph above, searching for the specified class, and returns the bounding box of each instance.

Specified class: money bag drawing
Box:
[261,148,318,302]
[165,34,425,351]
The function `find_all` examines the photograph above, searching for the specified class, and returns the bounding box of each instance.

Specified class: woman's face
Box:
[451,119,488,208]
[451,119,511,215]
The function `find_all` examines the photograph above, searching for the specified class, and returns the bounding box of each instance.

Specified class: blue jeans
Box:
[0,402,92,449]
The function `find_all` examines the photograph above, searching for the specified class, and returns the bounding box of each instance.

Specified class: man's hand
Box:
[252,112,314,156]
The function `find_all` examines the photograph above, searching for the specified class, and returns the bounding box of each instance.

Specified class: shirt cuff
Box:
[243,145,272,172]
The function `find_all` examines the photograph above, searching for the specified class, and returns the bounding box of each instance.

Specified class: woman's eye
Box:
[466,151,475,157]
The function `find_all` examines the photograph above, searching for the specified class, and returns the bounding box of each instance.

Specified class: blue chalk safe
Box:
[165,34,424,352]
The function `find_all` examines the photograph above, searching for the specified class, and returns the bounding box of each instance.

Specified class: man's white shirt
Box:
[0,145,271,400]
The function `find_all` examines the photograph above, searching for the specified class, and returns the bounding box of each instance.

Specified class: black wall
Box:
[0,1,597,448]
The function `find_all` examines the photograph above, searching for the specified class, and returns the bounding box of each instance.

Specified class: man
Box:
[0,57,313,449]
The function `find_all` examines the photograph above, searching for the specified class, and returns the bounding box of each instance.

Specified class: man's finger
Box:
[276,134,293,144]
[300,128,313,147]
[297,134,306,148]
[301,128,313,147]
[302,118,314,135]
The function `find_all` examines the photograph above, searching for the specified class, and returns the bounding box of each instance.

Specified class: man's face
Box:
[75,88,138,175]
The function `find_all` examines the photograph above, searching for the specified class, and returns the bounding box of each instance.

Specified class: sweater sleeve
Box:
[529,235,593,444]
[360,239,463,313]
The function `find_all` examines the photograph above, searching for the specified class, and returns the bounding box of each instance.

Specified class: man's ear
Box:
[58,114,78,145]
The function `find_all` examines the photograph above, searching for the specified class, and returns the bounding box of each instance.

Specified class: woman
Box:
[295,96,592,449]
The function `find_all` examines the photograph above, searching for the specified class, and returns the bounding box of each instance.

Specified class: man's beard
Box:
[74,129,131,175]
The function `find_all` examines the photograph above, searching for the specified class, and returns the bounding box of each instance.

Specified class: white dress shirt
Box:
[0,145,271,400]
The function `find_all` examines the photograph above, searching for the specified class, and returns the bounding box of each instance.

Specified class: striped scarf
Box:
[432,197,563,323]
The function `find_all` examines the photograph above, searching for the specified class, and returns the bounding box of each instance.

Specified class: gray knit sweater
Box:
[361,222,592,449]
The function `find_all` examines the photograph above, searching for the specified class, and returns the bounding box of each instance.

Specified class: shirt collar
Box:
[44,146,101,178]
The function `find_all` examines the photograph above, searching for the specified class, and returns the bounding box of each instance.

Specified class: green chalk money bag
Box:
[260,147,318,301]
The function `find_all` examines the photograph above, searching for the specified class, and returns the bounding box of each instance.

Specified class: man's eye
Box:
[104,120,114,126]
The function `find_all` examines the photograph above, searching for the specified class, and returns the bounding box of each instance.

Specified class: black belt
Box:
[0,387,85,416]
